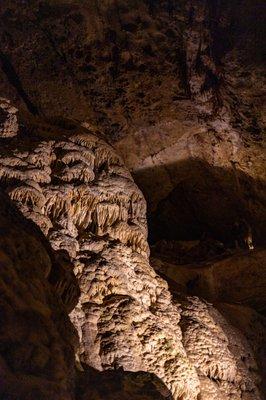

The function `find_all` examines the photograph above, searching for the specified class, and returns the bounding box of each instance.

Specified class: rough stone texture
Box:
[179,296,261,400]
[0,0,265,246]
[0,99,264,399]
[114,0,266,246]
[0,101,200,399]
[0,0,264,137]
[217,303,266,396]
[152,248,266,313]
[0,190,77,400]
[0,1,265,399]
[153,251,266,398]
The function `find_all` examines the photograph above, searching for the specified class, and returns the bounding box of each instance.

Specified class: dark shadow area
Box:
[133,158,266,247]
[76,366,173,400]
[0,51,39,115]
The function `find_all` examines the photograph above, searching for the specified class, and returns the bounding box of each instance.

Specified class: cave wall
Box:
[0,189,77,400]
[0,1,265,399]
[0,99,265,399]
[0,0,264,138]
[0,99,200,399]
[0,0,265,245]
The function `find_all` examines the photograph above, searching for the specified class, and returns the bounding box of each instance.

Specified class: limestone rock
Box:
[0,0,265,246]
[152,248,266,313]
[0,1,265,398]
[179,296,261,400]
[0,105,200,399]
[0,102,264,399]
[0,190,77,400]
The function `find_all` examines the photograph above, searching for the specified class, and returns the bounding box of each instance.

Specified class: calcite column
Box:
[0,99,200,399]
[1,98,263,400]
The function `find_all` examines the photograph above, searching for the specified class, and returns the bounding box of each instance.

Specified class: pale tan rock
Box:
[0,0,265,245]
[0,103,263,399]
[178,296,261,399]
[0,1,265,398]
[0,107,200,399]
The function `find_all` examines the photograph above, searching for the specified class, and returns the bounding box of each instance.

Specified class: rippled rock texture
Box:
[0,0,265,248]
[179,296,262,400]
[0,99,264,399]
[0,1,265,399]
[0,99,199,399]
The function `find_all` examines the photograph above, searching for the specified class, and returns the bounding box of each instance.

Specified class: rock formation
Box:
[152,247,266,313]
[0,1,265,399]
[0,99,199,399]
[0,189,77,400]
[0,0,265,246]
[179,296,262,400]
[0,98,264,399]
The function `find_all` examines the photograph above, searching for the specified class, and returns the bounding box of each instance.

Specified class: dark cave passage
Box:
[0,50,39,115]
[133,159,266,247]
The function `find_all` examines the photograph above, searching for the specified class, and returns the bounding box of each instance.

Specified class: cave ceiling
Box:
[0,1,265,400]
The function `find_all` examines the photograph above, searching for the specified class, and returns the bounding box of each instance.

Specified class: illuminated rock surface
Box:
[0,0,265,244]
[0,1,265,399]
[0,99,264,399]
[0,100,200,399]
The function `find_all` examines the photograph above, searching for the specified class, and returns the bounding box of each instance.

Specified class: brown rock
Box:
[0,102,264,399]
[0,190,77,400]
[152,248,266,312]
[0,104,200,399]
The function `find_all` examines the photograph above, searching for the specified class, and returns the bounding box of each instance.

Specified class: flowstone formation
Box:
[0,99,263,399]
[1,1,264,243]
[179,296,262,400]
[0,98,199,399]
